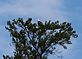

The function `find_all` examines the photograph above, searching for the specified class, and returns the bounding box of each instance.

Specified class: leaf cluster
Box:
[4,18,78,59]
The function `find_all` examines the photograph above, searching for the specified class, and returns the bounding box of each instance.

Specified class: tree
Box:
[3,18,78,59]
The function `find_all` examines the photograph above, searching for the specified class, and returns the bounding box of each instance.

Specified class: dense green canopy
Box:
[3,18,78,59]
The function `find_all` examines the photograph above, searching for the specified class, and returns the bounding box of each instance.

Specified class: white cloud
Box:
[0,0,68,21]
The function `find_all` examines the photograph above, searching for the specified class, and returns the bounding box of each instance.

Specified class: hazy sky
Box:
[0,0,82,59]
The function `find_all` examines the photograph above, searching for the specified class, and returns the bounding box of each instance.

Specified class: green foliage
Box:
[4,18,78,59]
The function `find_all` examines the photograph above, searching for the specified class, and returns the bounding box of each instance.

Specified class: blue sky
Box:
[0,0,82,59]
